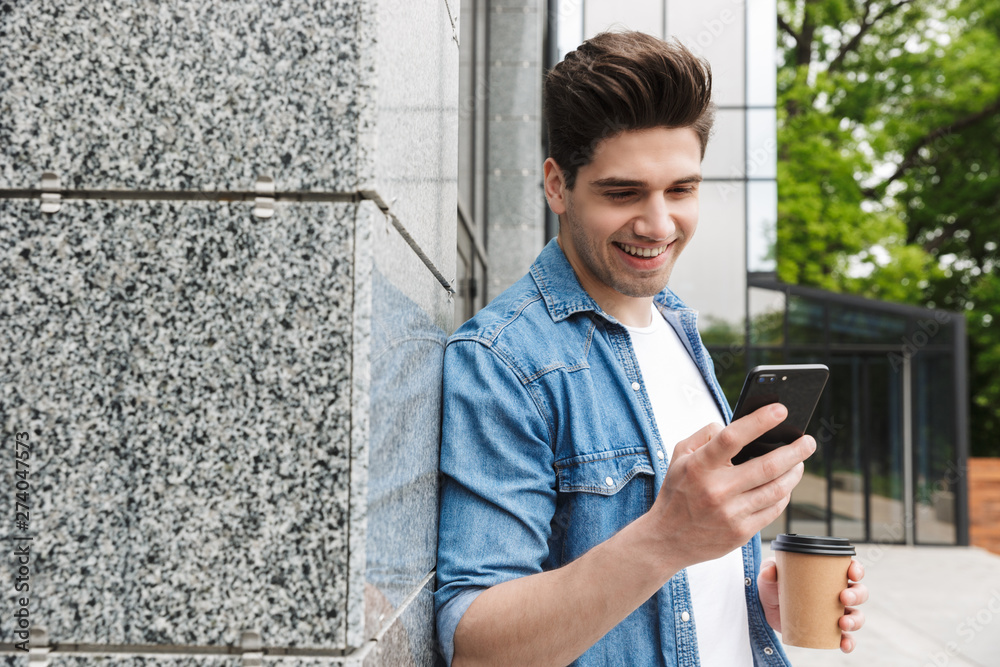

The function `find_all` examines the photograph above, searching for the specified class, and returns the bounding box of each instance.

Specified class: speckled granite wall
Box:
[1,199,357,648]
[0,0,456,664]
[0,0,370,192]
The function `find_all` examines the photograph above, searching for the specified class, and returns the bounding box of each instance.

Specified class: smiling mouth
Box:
[615,242,670,258]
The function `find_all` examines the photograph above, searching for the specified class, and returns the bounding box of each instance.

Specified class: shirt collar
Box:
[529,238,691,323]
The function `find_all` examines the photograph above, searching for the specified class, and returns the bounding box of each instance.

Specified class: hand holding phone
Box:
[729,364,829,465]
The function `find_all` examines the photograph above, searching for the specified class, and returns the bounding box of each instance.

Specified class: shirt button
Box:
[764,647,774,655]
[681,611,690,622]
[744,577,752,587]
[631,381,640,391]
[656,450,664,460]
[605,476,614,487]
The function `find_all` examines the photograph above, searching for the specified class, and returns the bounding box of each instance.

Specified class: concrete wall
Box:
[0,1,456,664]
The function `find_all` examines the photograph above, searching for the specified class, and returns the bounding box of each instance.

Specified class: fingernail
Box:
[770,403,785,418]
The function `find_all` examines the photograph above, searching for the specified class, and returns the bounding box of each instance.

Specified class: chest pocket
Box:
[551,446,656,564]
[554,446,655,495]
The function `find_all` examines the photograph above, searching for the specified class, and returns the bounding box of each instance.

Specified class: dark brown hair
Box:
[543,31,715,190]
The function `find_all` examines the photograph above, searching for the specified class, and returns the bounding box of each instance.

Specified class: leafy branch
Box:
[828,0,916,72]
[862,94,1000,199]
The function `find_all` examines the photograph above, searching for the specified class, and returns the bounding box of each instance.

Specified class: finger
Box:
[701,403,788,467]
[736,434,815,493]
[840,632,856,654]
[758,557,777,583]
[673,422,724,458]
[848,559,865,582]
[742,456,804,511]
[841,582,869,607]
[840,606,865,632]
[744,478,795,531]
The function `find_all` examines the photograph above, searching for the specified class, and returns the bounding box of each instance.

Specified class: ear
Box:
[543,158,568,216]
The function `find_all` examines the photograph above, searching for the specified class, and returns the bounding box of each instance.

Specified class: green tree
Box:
[776,0,1000,456]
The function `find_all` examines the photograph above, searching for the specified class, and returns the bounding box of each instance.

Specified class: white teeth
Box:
[619,243,667,258]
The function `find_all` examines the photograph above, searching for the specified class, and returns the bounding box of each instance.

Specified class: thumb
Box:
[757,557,781,632]
[758,557,777,585]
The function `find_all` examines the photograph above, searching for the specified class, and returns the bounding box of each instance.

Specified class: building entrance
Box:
[723,279,967,546]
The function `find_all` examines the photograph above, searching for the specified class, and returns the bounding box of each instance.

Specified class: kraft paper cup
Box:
[773,534,855,649]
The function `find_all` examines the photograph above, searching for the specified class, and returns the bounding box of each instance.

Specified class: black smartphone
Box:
[729,364,830,465]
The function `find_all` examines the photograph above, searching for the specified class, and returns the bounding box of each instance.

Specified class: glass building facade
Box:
[454,0,969,546]
[739,279,969,545]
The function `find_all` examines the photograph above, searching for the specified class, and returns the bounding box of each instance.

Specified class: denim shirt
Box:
[436,239,790,666]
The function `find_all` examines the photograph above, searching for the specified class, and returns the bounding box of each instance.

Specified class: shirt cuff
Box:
[437,587,486,666]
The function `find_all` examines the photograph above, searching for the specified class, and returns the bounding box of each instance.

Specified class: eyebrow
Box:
[589,174,703,188]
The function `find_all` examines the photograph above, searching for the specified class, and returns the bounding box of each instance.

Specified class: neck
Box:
[598,294,655,328]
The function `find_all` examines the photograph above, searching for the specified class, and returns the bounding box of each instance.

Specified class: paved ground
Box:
[767,543,1000,667]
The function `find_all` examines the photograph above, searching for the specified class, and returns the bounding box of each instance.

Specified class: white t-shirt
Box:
[624,304,753,667]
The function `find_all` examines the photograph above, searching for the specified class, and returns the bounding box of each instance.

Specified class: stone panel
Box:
[0,0,368,191]
[0,199,356,649]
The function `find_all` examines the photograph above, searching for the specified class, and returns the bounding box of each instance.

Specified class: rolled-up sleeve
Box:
[434,337,556,664]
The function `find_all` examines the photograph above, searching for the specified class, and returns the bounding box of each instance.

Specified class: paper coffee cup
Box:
[773,533,855,649]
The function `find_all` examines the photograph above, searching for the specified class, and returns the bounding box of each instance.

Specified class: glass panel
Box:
[905,311,955,347]
[701,108,745,179]
[667,181,746,328]
[748,348,787,368]
[707,345,746,411]
[827,356,866,541]
[455,214,473,325]
[705,326,746,409]
[747,180,778,273]
[913,353,959,544]
[868,356,906,542]
[787,295,826,345]
[747,109,777,179]
[556,0,584,60]
[749,286,784,345]
[786,353,833,537]
[666,0,745,106]
[584,0,663,39]
[746,0,778,106]
[828,301,909,345]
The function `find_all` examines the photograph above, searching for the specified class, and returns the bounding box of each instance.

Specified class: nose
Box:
[633,193,676,241]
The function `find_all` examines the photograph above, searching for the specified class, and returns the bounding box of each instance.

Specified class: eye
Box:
[605,191,635,201]
[670,185,697,196]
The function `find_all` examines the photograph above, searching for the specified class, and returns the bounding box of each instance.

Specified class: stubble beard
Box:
[563,200,677,299]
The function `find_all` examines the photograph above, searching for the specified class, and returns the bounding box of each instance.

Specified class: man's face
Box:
[545,127,702,312]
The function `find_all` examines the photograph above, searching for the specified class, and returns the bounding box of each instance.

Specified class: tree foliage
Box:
[776,0,1000,456]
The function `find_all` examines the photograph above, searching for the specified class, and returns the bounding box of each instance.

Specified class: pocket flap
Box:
[555,446,654,495]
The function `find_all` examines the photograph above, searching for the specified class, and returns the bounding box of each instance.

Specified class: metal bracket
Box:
[40,172,61,214]
[241,631,263,667]
[28,627,50,666]
[253,176,275,219]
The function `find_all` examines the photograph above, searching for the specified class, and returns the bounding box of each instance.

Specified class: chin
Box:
[614,278,671,299]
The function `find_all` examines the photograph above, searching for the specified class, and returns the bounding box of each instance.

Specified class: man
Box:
[436,31,867,666]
